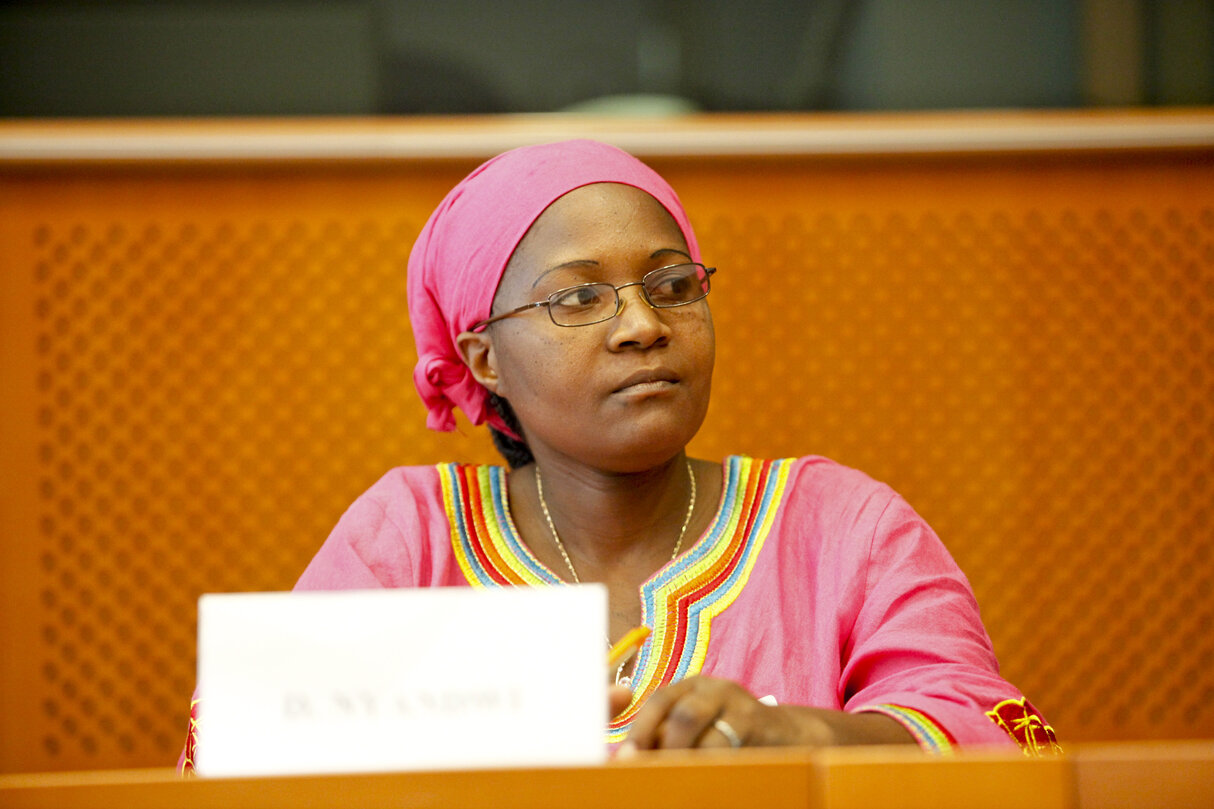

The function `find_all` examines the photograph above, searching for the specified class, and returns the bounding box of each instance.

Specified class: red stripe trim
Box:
[466,466,529,585]
[457,465,513,586]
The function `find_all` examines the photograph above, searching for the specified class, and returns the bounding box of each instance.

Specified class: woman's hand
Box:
[619,676,809,752]
[617,676,916,754]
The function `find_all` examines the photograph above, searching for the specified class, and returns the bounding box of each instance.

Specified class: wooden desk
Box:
[1,741,1209,809]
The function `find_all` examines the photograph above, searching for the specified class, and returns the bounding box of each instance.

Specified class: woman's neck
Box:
[512,452,700,582]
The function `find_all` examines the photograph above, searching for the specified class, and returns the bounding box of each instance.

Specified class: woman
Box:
[181,140,1057,770]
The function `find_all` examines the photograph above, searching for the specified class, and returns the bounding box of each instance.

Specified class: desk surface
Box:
[0,741,1210,809]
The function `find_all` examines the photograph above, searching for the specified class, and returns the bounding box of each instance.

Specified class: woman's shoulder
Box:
[358,461,504,508]
[299,461,504,590]
[731,454,895,502]
[728,454,903,536]
[334,461,506,544]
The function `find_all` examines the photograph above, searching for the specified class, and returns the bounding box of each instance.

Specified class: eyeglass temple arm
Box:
[470,300,549,332]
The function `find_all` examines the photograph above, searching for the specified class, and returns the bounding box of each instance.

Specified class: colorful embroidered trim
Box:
[860,704,955,755]
[608,457,793,741]
[179,697,200,776]
[986,697,1063,756]
[439,457,793,745]
[441,463,561,587]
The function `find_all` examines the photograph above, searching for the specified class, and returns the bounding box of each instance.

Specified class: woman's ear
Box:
[455,331,501,395]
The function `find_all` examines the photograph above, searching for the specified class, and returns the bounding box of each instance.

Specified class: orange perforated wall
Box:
[1,147,1212,773]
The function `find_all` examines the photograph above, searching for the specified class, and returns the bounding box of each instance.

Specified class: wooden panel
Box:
[1,114,1212,773]
[0,164,497,773]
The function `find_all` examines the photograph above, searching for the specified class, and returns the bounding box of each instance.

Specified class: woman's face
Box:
[472,182,715,473]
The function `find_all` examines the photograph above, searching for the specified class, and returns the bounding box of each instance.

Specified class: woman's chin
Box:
[585,418,705,473]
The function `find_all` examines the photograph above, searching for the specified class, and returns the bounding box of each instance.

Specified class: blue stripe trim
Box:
[860,705,954,755]
[485,466,561,585]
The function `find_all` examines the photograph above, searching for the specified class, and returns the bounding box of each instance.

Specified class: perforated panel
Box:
[0,168,502,772]
[1,149,1212,773]
[31,218,418,758]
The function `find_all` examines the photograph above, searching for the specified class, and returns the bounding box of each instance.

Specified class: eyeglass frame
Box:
[468,263,717,332]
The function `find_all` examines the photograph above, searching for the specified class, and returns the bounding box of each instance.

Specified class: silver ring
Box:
[712,717,742,748]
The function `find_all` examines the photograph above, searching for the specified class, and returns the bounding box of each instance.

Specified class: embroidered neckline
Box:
[444,461,732,589]
[439,456,794,740]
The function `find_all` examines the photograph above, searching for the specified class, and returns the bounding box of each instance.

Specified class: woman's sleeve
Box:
[294,479,420,591]
[840,492,1061,756]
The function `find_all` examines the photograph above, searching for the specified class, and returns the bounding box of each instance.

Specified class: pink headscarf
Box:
[407,139,702,436]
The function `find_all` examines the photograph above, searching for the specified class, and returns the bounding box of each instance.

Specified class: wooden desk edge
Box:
[1,742,1211,809]
[0,749,813,809]
[1069,740,1214,809]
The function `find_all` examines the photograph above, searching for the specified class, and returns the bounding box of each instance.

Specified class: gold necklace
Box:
[535,458,697,584]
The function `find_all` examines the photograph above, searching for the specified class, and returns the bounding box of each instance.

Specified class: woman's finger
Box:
[652,686,723,749]
[608,684,633,719]
[622,679,694,750]
[626,677,752,750]
[701,715,744,749]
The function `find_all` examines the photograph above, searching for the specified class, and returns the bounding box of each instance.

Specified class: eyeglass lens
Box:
[547,264,711,326]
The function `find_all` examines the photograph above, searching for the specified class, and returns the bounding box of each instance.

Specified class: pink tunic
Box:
[288,455,1058,755]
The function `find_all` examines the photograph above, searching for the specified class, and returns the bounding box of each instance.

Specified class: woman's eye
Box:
[551,285,607,309]
[647,268,694,301]
[660,277,690,296]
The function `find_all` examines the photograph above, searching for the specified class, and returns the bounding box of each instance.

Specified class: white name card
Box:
[194,585,608,776]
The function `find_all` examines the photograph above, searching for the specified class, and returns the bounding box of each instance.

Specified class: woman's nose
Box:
[607,286,671,350]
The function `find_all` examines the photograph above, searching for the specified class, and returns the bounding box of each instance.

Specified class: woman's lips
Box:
[612,369,680,396]
[616,379,677,396]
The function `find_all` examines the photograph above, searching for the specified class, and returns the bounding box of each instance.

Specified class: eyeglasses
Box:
[470,263,716,331]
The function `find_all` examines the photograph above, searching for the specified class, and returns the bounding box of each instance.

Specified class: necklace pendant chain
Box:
[535,458,697,585]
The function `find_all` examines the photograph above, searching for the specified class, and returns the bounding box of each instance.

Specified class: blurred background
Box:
[1,0,1211,118]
